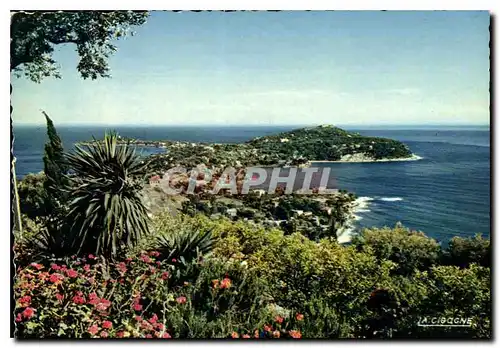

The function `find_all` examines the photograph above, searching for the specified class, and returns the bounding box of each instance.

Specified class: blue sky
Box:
[11,11,490,126]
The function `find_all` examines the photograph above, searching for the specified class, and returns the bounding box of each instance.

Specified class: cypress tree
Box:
[42,111,68,208]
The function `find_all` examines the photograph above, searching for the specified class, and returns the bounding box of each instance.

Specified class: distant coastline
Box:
[309,154,423,164]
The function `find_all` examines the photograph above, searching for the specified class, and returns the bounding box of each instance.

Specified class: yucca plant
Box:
[64,131,150,258]
[156,226,215,264]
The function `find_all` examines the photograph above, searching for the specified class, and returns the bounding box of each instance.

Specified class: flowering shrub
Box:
[14,249,293,339]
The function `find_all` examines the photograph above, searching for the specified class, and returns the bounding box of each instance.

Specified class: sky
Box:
[11,11,490,126]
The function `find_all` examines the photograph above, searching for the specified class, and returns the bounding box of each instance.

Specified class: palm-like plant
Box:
[156,227,214,264]
[64,132,150,258]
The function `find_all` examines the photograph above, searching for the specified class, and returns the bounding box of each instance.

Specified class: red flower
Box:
[116,331,125,338]
[72,295,86,305]
[275,316,284,324]
[51,264,61,271]
[49,273,64,284]
[30,263,43,270]
[231,332,239,338]
[161,272,169,280]
[15,313,22,322]
[133,303,143,311]
[100,331,109,338]
[18,295,31,307]
[88,325,99,335]
[135,316,142,322]
[162,332,171,338]
[212,279,220,288]
[149,314,158,324]
[156,323,165,331]
[176,296,187,304]
[263,325,272,332]
[140,254,152,263]
[95,299,111,311]
[296,313,304,321]
[289,330,302,339]
[117,262,127,274]
[220,277,232,289]
[66,269,78,278]
[22,307,35,319]
[102,320,113,329]
[56,293,64,302]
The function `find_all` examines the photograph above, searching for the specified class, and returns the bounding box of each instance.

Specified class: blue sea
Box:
[12,124,490,243]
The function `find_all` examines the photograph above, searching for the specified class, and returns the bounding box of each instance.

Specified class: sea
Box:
[12,124,490,244]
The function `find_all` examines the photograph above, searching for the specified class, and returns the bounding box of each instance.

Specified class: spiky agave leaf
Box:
[156,226,214,263]
[64,131,150,258]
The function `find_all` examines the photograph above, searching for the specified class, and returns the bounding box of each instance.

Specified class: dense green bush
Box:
[352,224,441,275]
[441,234,490,268]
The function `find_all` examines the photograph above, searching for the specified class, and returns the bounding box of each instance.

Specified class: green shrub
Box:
[442,234,490,268]
[352,224,441,275]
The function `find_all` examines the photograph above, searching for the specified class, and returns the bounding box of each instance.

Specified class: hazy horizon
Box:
[11,11,490,126]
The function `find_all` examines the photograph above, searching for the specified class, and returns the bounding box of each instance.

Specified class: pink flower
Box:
[96,298,111,311]
[51,264,61,271]
[15,313,22,322]
[117,262,127,274]
[275,315,284,324]
[133,303,143,311]
[83,264,91,272]
[140,254,152,263]
[116,331,125,338]
[55,293,64,302]
[176,296,187,304]
[161,272,169,280]
[231,332,239,338]
[30,263,43,270]
[296,313,304,321]
[49,273,64,284]
[162,332,171,338]
[72,295,86,305]
[149,251,160,257]
[88,325,99,335]
[171,258,177,263]
[149,314,158,324]
[100,331,109,338]
[88,254,95,260]
[242,334,251,338]
[18,295,31,307]
[102,320,113,329]
[22,307,35,319]
[289,330,302,339]
[66,269,78,278]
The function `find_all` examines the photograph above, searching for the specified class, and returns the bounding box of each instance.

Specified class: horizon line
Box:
[12,122,491,127]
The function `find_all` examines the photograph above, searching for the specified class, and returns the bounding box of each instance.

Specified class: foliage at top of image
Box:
[10,11,149,82]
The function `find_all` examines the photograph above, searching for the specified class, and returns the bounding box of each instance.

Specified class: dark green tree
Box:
[11,11,149,82]
[42,111,68,210]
